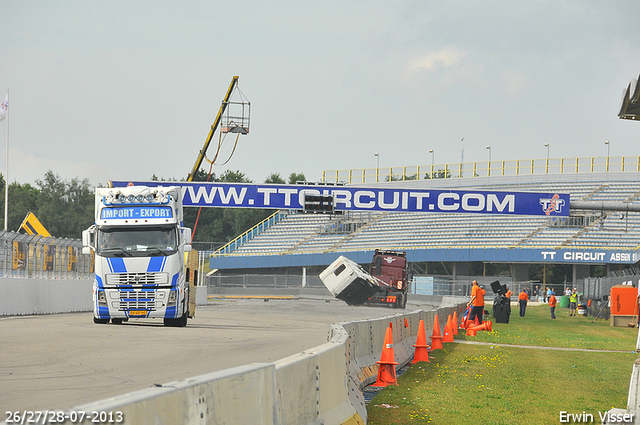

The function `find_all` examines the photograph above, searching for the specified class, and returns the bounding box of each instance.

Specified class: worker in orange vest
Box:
[518,289,529,317]
[504,286,513,316]
[468,280,486,324]
[548,293,557,319]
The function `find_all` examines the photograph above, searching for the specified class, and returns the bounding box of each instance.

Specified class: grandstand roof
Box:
[619,74,640,121]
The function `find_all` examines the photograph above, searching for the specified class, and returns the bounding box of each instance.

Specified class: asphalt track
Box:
[1,297,429,413]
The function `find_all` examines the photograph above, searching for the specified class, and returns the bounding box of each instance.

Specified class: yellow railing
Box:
[211,210,283,256]
[322,156,640,184]
[210,243,637,257]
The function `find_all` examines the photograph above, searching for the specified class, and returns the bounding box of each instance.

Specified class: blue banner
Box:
[109,181,570,217]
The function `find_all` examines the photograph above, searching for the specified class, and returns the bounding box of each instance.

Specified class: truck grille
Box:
[106,272,169,286]
[118,290,156,311]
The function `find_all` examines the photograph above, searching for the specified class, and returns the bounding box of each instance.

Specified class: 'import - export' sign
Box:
[100,206,173,220]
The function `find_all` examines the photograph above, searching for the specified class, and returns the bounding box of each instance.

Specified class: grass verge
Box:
[367,304,638,424]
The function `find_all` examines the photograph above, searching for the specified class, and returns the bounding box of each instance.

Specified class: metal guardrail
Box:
[0,230,92,279]
[322,156,640,184]
[207,273,325,289]
[205,273,577,301]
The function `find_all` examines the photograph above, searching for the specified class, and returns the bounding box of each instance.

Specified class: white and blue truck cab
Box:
[82,185,194,327]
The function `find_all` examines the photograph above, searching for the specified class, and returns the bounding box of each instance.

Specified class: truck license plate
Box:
[129,310,147,316]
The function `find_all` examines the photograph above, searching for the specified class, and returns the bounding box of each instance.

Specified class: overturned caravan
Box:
[319,251,409,308]
[319,255,385,306]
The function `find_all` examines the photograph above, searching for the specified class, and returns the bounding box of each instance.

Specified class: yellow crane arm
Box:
[187,76,239,182]
[20,212,52,237]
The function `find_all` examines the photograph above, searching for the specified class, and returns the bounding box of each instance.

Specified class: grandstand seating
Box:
[217,173,640,256]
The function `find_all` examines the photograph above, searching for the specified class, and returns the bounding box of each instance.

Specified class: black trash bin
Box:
[490,280,510,323]
[493,298,510,323]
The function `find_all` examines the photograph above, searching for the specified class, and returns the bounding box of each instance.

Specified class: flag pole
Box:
[4,88,8,231]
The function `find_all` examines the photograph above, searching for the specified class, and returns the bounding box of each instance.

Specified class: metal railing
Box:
[207,273,325,289]
[580,275,640,320]
[0,230,93,279]
[212,210,283,256]
[322,156,640,184]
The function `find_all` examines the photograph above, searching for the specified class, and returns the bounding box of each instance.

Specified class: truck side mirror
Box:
[82,226,95,252]
[181,227,192,252]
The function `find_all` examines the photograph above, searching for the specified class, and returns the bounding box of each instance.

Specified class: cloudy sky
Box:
[1,1,639,187]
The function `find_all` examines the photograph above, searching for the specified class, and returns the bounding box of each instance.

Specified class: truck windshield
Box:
[97,226,177,257]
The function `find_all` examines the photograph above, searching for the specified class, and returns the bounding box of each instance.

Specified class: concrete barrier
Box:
[0,282,465,425]
[605,328,640,424]
[0,278,93,315]
[39,296,466,425]
[0,279,210,316]
[61,363,279,425]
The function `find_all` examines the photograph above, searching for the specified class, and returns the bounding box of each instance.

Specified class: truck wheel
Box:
[93,317,109,324]
[177,304,189,327]
[164,312,188,327]
[111,318,123,324]
[178,311,188,327]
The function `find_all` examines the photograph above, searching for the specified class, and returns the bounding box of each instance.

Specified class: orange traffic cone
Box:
[464,317,474,329]
[469,320,493,333]
[412,319,430,363]
[466,326,477,337]
[371,325,399,387]
[430,315,444,351]
[443,320,454,343]
[452,311,459,335]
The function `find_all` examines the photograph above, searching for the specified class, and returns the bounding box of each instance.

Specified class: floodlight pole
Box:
[374,153,379,182]
[4,89,8,231]
[545,143,549,173]
[429,149,434,179]
[460,137,464,177]
[486,145,492,176]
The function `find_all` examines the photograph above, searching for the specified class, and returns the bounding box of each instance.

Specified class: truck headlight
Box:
[97,291,107,306]
[168,291,177,306]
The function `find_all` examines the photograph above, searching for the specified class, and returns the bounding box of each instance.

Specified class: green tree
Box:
[264,173,285,184]
[424,167,452,179]
[7,182,40,232]
[220,170,251,183]
[35,171,94,238]
[386,174,417,182]
[288,172,306,184]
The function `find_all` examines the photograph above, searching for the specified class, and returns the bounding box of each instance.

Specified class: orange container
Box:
[610,285,639,316]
